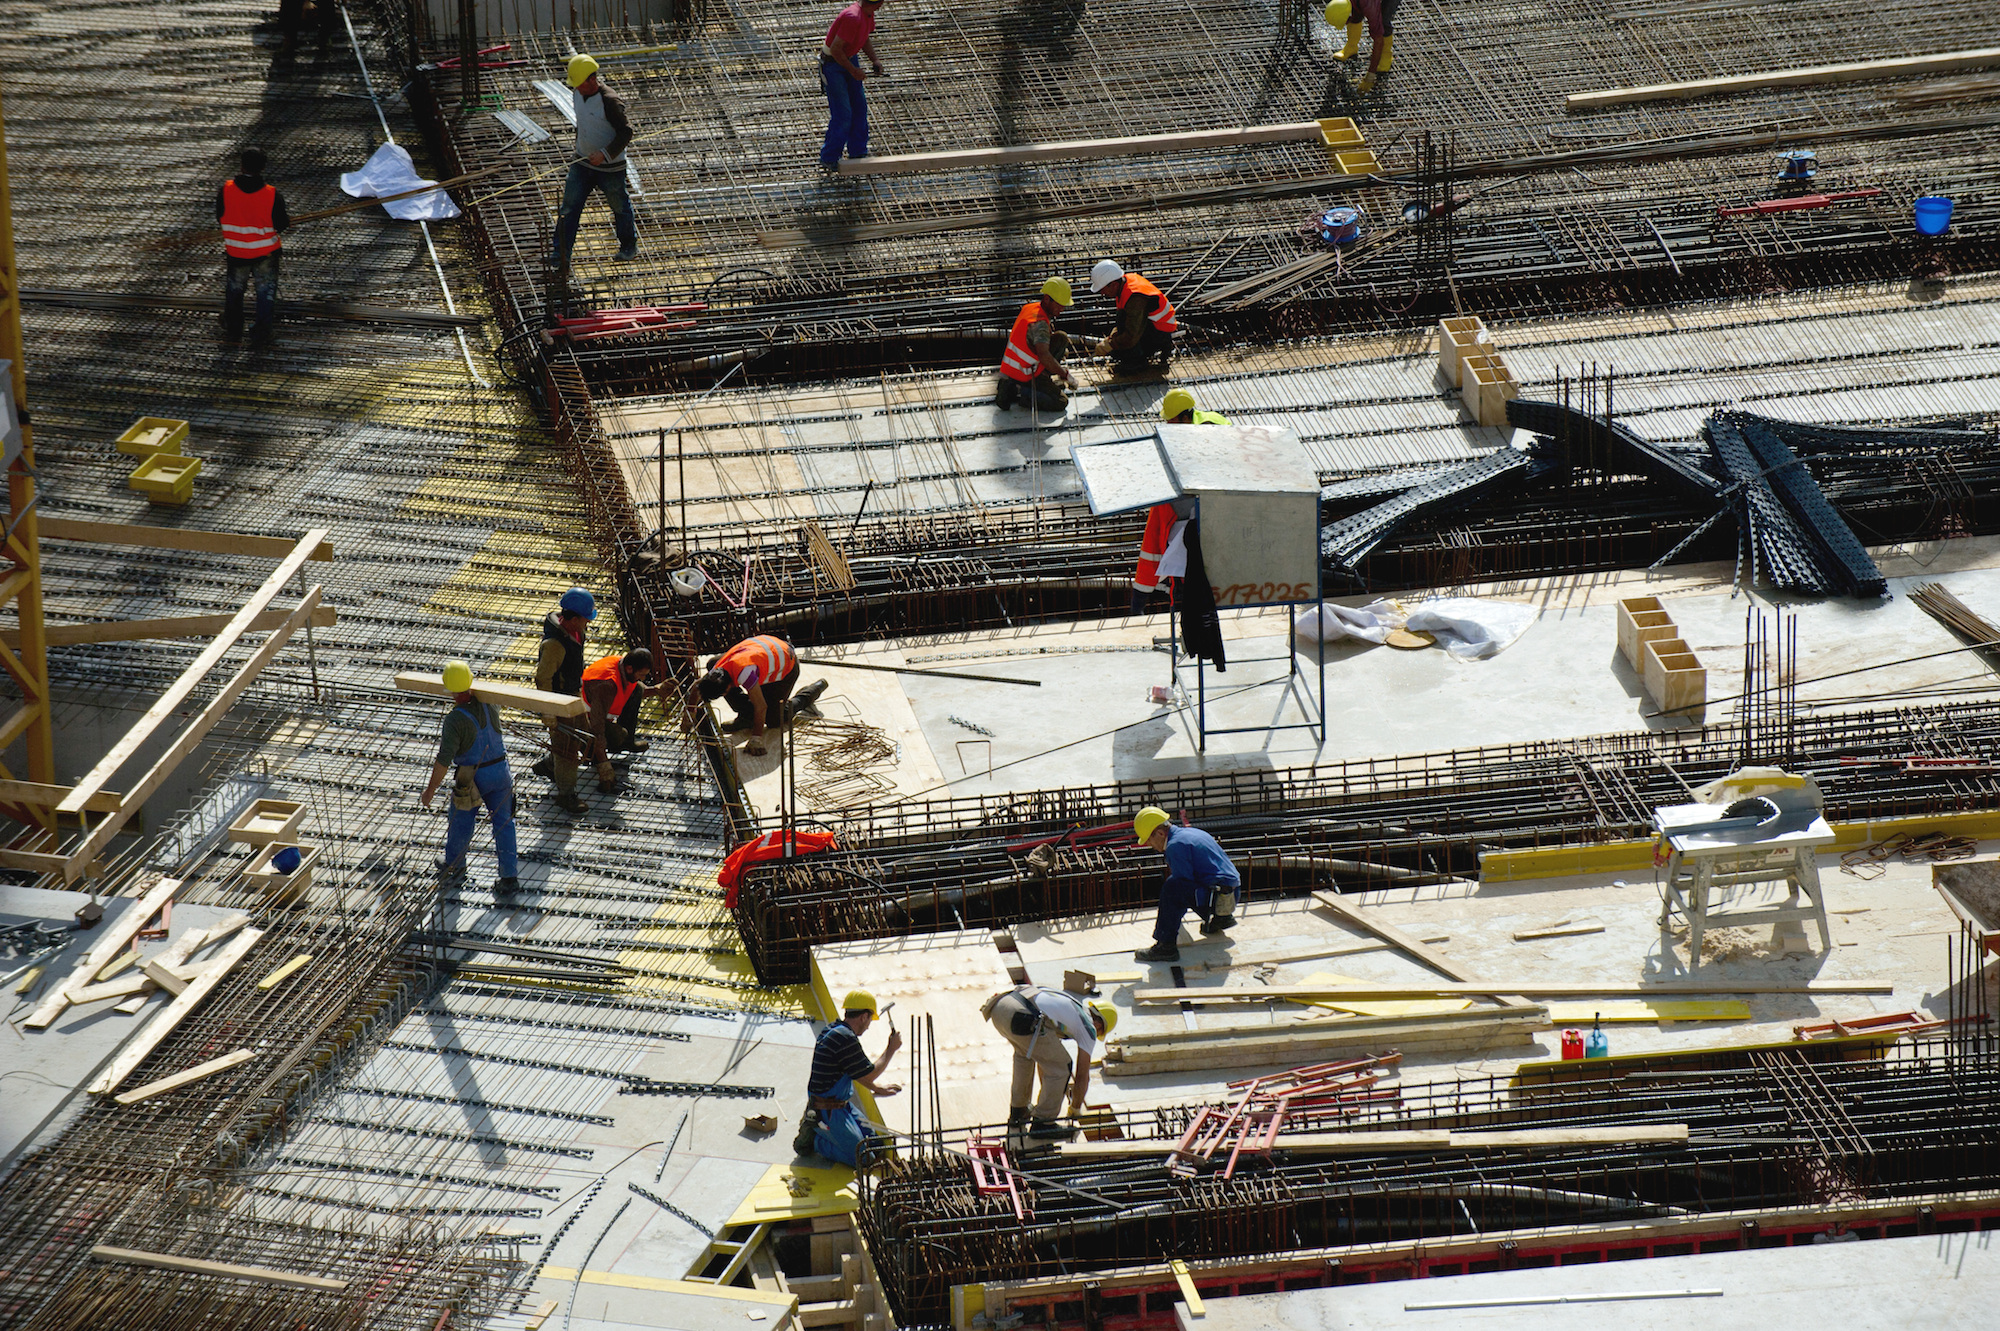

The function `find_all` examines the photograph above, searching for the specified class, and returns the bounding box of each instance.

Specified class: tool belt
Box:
[983,987,1044,1038]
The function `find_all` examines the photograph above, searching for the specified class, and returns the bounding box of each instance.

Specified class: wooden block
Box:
[525,1298,559,1331]
[1642,637,1705,716]
[141,957,189,995]
[227,798,304,846]
[1568,47,2000,111]
[1615,596,1669,667]
[90,1244,346,1291]
[1475,364,1521,428]
[394,671,587,717]
[88,927,264,1095]
[96,950,140,981]
[113,1047,255,1105]
[14,965,41,994]
[257,954,313,990]
[114,992,152,1014]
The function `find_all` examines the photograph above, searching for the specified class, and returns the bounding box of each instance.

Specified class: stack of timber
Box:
[1102,1004,1549,1074]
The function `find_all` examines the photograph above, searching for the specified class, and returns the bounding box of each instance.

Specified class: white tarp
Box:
[339,143,461,220]
[1292,599,1406,645]
[1405,596,1537,660]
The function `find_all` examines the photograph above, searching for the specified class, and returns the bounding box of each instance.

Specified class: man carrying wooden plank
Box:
[419,661,520,896]
[529,587,594,815]
[1088,261,1176,377]
[1133,807,1240,962]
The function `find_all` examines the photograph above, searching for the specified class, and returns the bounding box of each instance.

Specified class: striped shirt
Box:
[807,1020,872,1096]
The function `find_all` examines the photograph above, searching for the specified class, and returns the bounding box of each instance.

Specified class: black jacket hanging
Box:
[1177,516,1227,671]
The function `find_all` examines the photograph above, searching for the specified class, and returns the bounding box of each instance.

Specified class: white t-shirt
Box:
[1031,989,1097,1056]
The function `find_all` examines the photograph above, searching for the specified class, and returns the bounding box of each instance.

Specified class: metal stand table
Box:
[1653,801,1836,967]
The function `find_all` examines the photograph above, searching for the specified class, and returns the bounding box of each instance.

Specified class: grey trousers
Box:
[987,991,1072,1120]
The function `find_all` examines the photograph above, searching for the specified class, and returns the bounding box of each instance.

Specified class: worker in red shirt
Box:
[1327,0,1395,92]
[216,147,290,347]
[819,0,886,172]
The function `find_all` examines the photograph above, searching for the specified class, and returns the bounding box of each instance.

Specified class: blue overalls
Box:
[442,704,519,878]
[809,1025,877,1168]
[1152,824,1241,945]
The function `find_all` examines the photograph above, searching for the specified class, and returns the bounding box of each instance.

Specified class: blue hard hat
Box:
[559,588,597,620]
[271,846,303,874]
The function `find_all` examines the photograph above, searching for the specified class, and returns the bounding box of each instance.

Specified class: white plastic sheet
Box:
[1404,596,1536,660]
[1292,599,1407,645]
[339,143,461,221]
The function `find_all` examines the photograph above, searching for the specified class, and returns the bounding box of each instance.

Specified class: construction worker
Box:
[1327,0,1394,93]
[794,989,901,1166]
[1132,806,1239,962]
[997,279,1078,411]
[1132,390,1231,613]
[819,0,887,172]
[549,55,638,274]
[419,660,520,897]
[981,983,1116,1143]
[697,634,827,758]
[529,588,594,814]
[581,648,656,792]
[217,147,289,347]
[1088,260,1176,376]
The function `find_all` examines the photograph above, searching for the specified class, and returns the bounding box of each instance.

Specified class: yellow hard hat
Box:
[566,54,601,88]
[1090,999,1118,1036]
[1324,0,1351,25]
[1133,806,1170,844]
[1040,277,1074,307]
[442,660,474,694]
[1160,388,1197,421]
[841,989,877,1016]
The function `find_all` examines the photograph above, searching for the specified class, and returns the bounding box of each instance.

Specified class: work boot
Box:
[553,789,588,815]
[596,761,620,794]
[1026,1118,1075,1143]
[1006,1107,1031,1131]
[720,715,752,733]
[493,876,520,899]
[1201,914,1236,936]
[530,757,554,780]
[793,1109,821,1156]
[435,858,467,885]
[1335,20,1362,58]
[1134,942,1180,963]
[615,242,639,260]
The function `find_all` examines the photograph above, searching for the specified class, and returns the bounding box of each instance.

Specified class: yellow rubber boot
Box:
[1376,31,1394,71]
[1335,22,1362,59]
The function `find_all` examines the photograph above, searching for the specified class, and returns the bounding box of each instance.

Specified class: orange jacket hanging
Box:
[1134,503,1177,591]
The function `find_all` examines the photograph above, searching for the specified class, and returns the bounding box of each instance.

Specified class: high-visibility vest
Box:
[582,653,645,716]
[1116,273,1177,332]
[1134,411,1227,588]
[220,181,281,259]
[718,828,838,908]
[1001,301,1049,382]
[714,635,797,690]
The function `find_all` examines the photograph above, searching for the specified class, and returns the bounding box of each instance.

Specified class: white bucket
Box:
[669,567,708,597]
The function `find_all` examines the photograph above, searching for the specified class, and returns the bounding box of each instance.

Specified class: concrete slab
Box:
[1183,1230,2000,1330]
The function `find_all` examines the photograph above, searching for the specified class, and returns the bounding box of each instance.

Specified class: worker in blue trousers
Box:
[818,0,886,171]
[420,660,520,897]
[794,989,902,1166]
[1132,806,1239,963]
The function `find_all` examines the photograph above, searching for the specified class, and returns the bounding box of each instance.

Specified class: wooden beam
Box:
[1,604,337,649]
[1568,47,2000,110]
[839,122,1326,176]
[0,779,122,812]
[40,518,334,561]
[1310,892,1479,982]
[61,532,328,816]
[113,1047,255,1105]
[1060,1126,1688,1158]
[257,954,313,990]
[88,926,264,1094]
[90,1245,347,1291]
[141,956,189,995]
[63,592,321,879]
[22,876,181,1028]
[393,671,588,717]
[0,701,38,751]
[1168,1260,1204,1317]
[1131,980,1892,1003]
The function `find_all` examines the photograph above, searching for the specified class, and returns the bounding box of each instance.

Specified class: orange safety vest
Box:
[1134,504,1176,591]
[719,828,838,908]
[1001,300,1050,383]
[1116,273,1177,332]
[714,634,797,690]
[582,653,646,716]
[220,180,281,259]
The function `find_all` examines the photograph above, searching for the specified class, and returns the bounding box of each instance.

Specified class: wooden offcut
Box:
[1132,980,1889,1003]
[22,876,181,1029]
[113,1047,256,1105]
[88,927,264,1095]
[90,1245,348,1291]
[837,121,1327,175]
[1568,47,2000,110]
[394,671,588,717]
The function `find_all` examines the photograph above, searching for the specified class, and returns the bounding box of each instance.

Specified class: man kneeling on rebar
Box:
[1133,805,1239,963]
[795,990,902,1166]
[581,649,657,793]
[697,633,828,758]
[982,984,1115,1144]
[996,278,1078,411]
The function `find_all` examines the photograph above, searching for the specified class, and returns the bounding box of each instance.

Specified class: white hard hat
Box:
[1089,259,1125,294]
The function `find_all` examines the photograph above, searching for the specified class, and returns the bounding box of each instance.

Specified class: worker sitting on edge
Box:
[529,588,594,815]
[795,990,902,1166]
[217,147,290,348]
[1132,390,1230,614]
[997,279,1078,411]
[981,983,1116,1144]
[819,0,886,172]
[419,660,520,898]
[1133,806,1239,963]
[1088,260,1176,377]
[581,648,657,793]
[697,634,828,758]
[1327,0,1394,93]
[549,55,638,274]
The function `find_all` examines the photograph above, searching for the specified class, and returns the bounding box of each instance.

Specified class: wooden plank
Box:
[1545,1000,1752,1024]
[90,1245,347,1291]
[1168,1259,1204,1317]
[22,876,181,1028]
[0,701,38,751]
[141,956,189,995]
[87,927,264,1095]
[1310,891,1497,986]
[113,1047,255,1105]
[0,778,122,812]
[1512,920,1606,941]
[1568,47,2000,111]
[1131,980,1892,1003]
[61,533,328,815]
[838,122,1326,175]
[257,954,313,990]
[525,1299,559,1331]
[40,518,334,562]
[1062,1127,1688,1157]
[64,594,321,879]
[394,670,588,717]
[0,604,336,649]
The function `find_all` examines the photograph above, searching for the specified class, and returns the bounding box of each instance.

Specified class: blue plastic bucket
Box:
[272,845,303,874]
[1915,196,1954,236]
